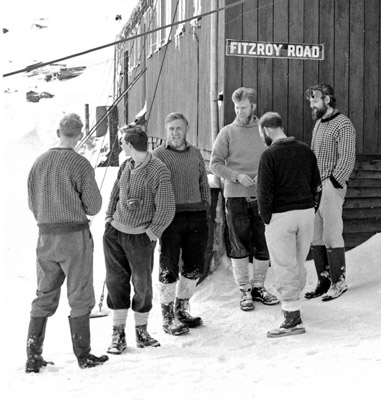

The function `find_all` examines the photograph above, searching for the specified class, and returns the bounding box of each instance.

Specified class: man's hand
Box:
[236,173,256,187]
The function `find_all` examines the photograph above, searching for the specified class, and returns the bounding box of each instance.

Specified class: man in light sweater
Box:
[26,113,108,372]
[153,113,211,335]
[210,87,279,311]
[104,125,175,353]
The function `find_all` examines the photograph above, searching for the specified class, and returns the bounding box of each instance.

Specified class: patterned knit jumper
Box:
[28,148,102,234]
[152,143,211,213]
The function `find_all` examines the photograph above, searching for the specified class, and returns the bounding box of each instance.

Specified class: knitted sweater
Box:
[209,117,266,197]
[257,138,322,225]
[106,152,175,240]
[311,112,356,187]
[27,148,102,234]
[152,143,211,213]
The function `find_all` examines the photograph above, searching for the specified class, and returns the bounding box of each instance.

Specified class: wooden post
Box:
[85,104,89,134]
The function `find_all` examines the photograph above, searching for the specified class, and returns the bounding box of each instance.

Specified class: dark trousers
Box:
[225,198,269,260]
[103,224,156,313]
[159,211,208,284]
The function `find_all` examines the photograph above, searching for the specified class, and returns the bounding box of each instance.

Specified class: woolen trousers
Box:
[103,224,156,314]
[31,229,95,318]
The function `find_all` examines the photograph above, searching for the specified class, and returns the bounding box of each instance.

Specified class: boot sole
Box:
[252,297,280,305]
[267,326,306,338]
[107,347,127,355]
[321,287,348,302]
[163,327,189,336]
[179,319,203,328]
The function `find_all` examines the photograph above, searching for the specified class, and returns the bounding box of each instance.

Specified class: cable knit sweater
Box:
[106,152,175,241]
[209,117,266,198]
[152,143,211,213]
[27,147,102,234]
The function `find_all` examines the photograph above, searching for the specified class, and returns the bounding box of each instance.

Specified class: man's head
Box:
[305,83,336,121]
[57,113,83,139]
[258,112,284,146]
[232,87,257,125]
[120,124,148,152]
[164,112,189,150]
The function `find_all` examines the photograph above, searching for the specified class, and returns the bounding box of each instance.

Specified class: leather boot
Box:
[175,298,203,327]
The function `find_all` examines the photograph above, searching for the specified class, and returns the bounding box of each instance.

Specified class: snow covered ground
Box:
[1,2,381,399]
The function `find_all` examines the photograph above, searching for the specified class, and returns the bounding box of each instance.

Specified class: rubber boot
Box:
[304,246,331,299]
[69,313,109,369]
[25,316,54,373]
[322,248,348,301]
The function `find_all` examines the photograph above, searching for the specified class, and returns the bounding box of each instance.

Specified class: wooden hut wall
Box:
[224,0,381,157]
[117,0,228,155]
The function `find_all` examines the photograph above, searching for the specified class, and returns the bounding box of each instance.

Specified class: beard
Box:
[237,107,255,125]
[311,104,328,121]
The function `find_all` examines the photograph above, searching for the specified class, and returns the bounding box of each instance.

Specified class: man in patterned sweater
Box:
[210,87,279,312]
[104,125,175,353]
[153,113,211,336]
[305,83,356,301]
[26,113,108,372]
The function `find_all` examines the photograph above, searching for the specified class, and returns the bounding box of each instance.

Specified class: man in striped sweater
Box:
[104,125,176,353]
[26,113,108,372]
[210,87,279,312]
[152,113,210,336]
[305,83,356,301]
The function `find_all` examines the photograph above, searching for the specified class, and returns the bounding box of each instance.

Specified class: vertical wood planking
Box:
[319,0,335,84]
[349,0,364,154]
[257,0,273,116]
[288,0,304,141]
[334,0,350,116]
[224,0,243,124]
[273,0,289,131]
[364,0,379,154]
[303,0,319,145]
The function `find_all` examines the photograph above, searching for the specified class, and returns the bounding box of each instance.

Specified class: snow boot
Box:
[322,248,348,301]
[69,314,109,369]
[161,302,189,336]
[135,324,161,348]
[251,286,279,305]
[175,298,203,328]
[107,325,127,354]
[267,310,306,338]
[25,316,54,373]
[304,246,331,299]
[240,289,255,311]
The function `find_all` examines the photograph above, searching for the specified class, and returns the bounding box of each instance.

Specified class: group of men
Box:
[25,82,356,372]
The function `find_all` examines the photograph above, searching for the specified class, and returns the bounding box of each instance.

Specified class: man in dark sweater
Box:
[153,113,210,336]
[26,113,108,372]
[257,112,321,337]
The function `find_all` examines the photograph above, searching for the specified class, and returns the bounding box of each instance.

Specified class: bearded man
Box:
[304,83,356,301]
[210,87,279,311]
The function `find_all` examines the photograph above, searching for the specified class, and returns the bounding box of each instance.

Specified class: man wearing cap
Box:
[210,87,279,312]
[152,112,210,336]
[305,83,356,301]
[26,113,108,372]
[257,112,321,337]
[103,124,175,353]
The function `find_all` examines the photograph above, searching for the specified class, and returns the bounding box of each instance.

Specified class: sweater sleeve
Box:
[78,163,102,216]
[105,160,127,221]
[210,129,239,182]
[332,120,356,186]
[257,152,274,225]
[145,165,176,240]
[311,151,322,212]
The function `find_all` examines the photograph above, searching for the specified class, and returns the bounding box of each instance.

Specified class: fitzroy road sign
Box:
[226,40,324,60]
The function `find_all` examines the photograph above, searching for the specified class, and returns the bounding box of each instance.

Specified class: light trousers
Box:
[265,208,314,311]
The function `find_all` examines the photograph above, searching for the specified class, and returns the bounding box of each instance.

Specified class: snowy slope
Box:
[1,3,381,398]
